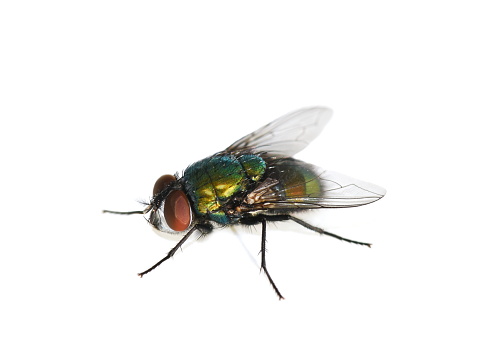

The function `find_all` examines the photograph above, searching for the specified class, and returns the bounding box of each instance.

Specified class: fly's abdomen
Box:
[252,158,323,209]
[183,154,266,223]
[279,161,321,199]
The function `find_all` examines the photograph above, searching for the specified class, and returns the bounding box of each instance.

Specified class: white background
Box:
[1,1,478,358]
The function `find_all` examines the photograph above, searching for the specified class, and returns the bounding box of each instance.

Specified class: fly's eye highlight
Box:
[164,190,191,232]
[153,174,176,196]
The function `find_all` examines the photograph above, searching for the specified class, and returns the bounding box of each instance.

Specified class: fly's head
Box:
[146,174,193,233]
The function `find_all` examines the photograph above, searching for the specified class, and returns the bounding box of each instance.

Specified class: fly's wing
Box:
[226,107,333,157]
[309,169,386,208]
[240,159,386,211]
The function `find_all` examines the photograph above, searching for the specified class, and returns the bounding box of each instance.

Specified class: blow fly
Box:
[104,107,386,299]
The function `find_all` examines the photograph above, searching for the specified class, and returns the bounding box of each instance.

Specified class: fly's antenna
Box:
[103,203,153,215]
[102,209,144,215]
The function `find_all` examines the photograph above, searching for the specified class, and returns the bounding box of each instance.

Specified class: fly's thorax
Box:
[182,153,266,224]
[149,174,193,233]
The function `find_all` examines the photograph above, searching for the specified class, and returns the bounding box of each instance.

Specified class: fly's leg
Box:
[239,213,371,299]
[260,217,285,300]
[138,224,212,277]
[239,215,284,300]
[288,216,372,247]
[263,214,372,247]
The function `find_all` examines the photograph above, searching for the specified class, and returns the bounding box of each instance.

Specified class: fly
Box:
[103,107,386,299]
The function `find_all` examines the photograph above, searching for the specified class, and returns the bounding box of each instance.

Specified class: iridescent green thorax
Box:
[183,153,266,224]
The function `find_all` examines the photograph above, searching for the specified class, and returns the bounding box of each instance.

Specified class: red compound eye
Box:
[164,190,191,232]
[153,174,176,196]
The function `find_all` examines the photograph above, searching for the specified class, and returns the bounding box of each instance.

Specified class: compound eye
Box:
[164,190,191,232]
[153,174,176,196]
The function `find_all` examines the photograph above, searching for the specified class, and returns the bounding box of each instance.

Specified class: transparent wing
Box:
[307,168,386,208]
[240,160,386,210]
[226,107,333,157]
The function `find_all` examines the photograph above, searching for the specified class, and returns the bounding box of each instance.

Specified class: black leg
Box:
[286,216,372,247]
[253,214,371,247]
[260,217,285,300]
[238,213,371,299]
[138,225,198,277]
